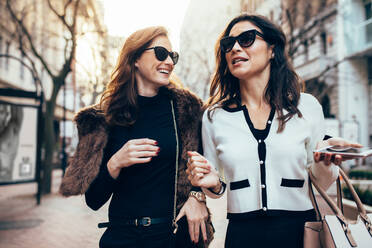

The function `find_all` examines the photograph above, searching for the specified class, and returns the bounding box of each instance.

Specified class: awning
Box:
[0,84,74,121]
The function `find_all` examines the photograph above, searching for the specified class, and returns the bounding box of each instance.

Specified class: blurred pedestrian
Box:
[186,14,361,248]
[60,26,213,248]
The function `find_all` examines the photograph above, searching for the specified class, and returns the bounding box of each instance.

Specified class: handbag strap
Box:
[309,168,372,243]
[170,100,180,234]
[308,175,322,221]
[308,173,343,221]
[338,169,372,235]
[336,177,344,213]
[309,168,357,246]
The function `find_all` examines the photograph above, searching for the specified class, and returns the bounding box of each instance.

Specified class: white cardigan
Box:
[202,93,339,216]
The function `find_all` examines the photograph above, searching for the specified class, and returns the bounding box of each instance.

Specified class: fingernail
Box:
[154,141,158,145]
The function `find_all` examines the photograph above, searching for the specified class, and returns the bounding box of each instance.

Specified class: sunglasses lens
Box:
[238,31,256,47]
[220,37,235,53]
[154,47,168,61]
[170,52,179,65]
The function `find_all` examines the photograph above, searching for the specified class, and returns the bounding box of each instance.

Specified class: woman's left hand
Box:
[175,196,208,243]
[313,137,363,166]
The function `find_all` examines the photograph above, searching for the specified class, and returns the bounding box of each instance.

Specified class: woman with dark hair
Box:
[60,26,213,248]
[186,14,360,247]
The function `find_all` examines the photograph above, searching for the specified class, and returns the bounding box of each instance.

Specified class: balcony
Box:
[345,18,372,57]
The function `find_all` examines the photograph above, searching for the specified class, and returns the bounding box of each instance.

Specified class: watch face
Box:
[196,192,205,201]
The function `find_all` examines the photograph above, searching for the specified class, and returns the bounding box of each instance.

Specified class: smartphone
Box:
[313,145,372,158]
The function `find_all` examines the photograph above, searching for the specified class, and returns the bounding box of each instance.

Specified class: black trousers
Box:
[225,211,317,248]
[99,218,197,248]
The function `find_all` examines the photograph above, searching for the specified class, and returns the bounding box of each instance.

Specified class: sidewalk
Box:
[1,169,355,248]
[0,169,227,248]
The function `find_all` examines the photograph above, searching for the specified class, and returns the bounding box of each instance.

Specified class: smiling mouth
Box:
[232,58,248,65]
[158,69,170,74]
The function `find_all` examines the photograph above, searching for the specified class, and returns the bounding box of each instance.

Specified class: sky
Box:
[102,0,191,51]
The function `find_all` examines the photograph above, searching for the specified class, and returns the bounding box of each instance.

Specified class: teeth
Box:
[158,69,169,74]
[232,58,247,65]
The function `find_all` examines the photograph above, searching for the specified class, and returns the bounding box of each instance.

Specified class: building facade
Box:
[0,0,107,163]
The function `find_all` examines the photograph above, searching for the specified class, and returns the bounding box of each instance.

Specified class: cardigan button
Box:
[259,160,264,165]
[258,139,262,143]
[268,120,272,124]
[263,207,267,211]
[261,184,266,189]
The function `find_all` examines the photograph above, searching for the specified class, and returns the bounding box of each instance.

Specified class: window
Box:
[321,32,327,55]
[365,0,372,19]
[5,41,10,71]
[364,0,372,42]
[20,53,25,79]
[0,36,2,68]
[368,57,372,85]
[303,40,309,61]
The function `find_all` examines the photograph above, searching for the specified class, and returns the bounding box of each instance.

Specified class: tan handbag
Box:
[304,168,372,248]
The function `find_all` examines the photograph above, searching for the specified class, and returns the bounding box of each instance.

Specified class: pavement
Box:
[0,169,362,248]
[0,169,227,248]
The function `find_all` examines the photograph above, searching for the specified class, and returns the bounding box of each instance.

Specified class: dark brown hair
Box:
[207,14,303,132]
[99,26,168,126]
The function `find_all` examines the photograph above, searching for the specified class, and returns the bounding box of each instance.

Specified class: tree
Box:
[0,0,104,193]
[176,31,215,100]
[76,35,123,107]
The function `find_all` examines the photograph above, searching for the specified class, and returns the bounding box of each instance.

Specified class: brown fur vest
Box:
[59,85,213,246]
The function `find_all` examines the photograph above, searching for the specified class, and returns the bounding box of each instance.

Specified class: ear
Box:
[269,45,275,59]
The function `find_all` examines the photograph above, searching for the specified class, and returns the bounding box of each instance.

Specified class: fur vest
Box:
[59,85,213,246]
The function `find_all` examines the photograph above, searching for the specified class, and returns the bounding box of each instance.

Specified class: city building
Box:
[0,0,107,167]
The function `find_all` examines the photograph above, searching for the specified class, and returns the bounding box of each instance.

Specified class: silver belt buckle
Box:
[142,217,151,226]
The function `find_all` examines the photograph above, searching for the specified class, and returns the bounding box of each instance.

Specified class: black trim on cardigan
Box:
[227,208,316,220]
[280,178,305,188]
[230,179,250,190]
[241,106,275,210]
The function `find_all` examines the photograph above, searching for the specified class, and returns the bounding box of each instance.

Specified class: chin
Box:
[230,71,249,80]
[155,79,170,86]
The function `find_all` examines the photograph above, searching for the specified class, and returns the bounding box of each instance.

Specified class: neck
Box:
[136,76,160,97]
[239,68,271,110]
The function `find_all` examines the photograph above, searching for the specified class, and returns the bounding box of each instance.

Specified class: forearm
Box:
[202,180,226,199]
[85,163,116,210]
[310,162,339,191]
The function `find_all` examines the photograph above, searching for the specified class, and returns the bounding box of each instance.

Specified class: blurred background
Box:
[0,0,371,247]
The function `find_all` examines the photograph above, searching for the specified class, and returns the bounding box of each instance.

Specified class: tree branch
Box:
[6,0,56,79]
[46,0,73,33]
[0,53,42,93]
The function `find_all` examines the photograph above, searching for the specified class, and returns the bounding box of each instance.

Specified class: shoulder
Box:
[298,93,322,112]
[202,105,224,124]
[298,93,324,123]
[165,85,202,108]
[74,105,107,136]
[164,85,203,116]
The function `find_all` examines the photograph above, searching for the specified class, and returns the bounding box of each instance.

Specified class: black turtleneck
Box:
[85,89,177,220]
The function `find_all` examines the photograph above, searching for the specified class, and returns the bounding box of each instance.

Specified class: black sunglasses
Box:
[220,29,265,53]
[144,46,179,65]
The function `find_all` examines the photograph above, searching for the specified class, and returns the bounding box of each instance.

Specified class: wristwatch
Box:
[189,191,206,203]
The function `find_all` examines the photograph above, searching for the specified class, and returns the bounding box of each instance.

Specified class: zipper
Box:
[170,100,179,234]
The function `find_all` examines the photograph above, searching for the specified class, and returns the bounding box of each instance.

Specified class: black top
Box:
[85,89,177,220]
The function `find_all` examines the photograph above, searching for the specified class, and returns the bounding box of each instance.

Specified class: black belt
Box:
[98,217,171,228]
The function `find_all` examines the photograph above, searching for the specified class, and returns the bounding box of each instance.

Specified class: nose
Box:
[231,40,242,52]
[164,54,174,66]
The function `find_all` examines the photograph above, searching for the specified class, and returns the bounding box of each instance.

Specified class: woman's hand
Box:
[175,196,208,243]
[313,137,362,166]
[107,138,159,179]
[186,151,220,191]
